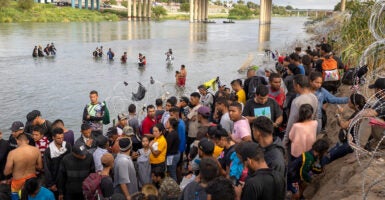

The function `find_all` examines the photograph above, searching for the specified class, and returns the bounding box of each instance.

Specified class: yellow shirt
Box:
[150,135,167,164]
[237,89,246,105]
[213,145,224,159]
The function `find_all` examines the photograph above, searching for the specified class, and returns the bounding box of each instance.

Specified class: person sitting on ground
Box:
[151,167,181,200]
[179,158,219,200]
[121,52,127,63]
[52,119,74,146]
[23,177,55,200]
[289,104,317,159]
[234,142,285,200]
[288,139,329,200]
[321,93,366,165]
[309,71,349,133]
[75,123,97,154]
[4,134,43,193]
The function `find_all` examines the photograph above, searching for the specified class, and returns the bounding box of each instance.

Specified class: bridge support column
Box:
[194,0,198,22]
[138,0,142,21]
[91,0,94,10]
[143,0,147,19]
[85,0,88,9]
[78,0,81,9]
[341,0,346,12]
[71,0,75,8]
[200,0,205,22]
[133,0,137,20]
[259,0,272,25]
[128,0,132,21]
[204,0,208,21]
[96,0,100,10]
[189,0,194,22]
[147,0,151,20]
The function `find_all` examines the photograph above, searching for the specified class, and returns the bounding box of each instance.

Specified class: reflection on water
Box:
[0,18,311,136]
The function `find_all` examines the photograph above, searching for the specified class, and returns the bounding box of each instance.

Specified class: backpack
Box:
[247,76,267,99]
[82,172,104,200]
[321,56,340,82]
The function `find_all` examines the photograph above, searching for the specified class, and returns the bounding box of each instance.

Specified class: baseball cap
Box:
[119,137,132,152]
[198,138,214,155]
[179,96,189,104]
[73,143,87,156]
[26,110,41,122]
[369,78,385,90]
[118,113,127,121]
[122,126,134,137]
[10,121,24,132]
[101,153,114,167]
[198,106,210,118]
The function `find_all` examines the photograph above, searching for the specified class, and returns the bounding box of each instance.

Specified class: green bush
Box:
[18,0,34,10]
[121,0,127,7]
[179,2,189,12]
[152,5,167,20]
[229,4,252,19]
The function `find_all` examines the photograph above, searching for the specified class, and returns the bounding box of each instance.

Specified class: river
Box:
[0,17,311,137]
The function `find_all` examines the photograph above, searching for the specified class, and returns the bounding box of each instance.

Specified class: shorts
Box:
[178,77,186,86]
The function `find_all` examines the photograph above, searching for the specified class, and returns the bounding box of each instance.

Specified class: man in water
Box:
[49,43,56,55]
[121,52,127,63]
[178,65,187,87]
[107,48,114,60]
[4,133,43,193]
[32,46,38,57]
[44,44,50,56]
[83,90,106,137]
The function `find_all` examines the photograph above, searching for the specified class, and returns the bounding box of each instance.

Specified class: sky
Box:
[254,0,341,10]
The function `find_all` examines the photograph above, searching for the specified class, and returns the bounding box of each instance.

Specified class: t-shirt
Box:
[218,145,235,170]
[113,153,138,195]
[165,130,179,155]
[100,176,114,198]
[242,98,282,122]
[289,120,317,158]
[28,187,55,200]
[187,105,202,138]
[141,116,156,135]
[220,112,234,135]
[63,130,74,146]
[150,135,167,164]
[231,117,251,143]
[177,119,186,153]
[237,89,246,105]
[241,168,285,200]
[298,64,305,75]
[268,86,286,109]
[213,145,224,159]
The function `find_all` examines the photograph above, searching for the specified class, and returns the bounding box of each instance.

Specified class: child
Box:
[288,139,329,200]
[137,136,152,188]
[289,104,318,158]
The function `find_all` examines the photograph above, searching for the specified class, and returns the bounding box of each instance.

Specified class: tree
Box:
[334,0,360,11]
[285,5,293,10]
[179,2,189,12]
[229,4,252,18]
[18,0,34,10]
[237,0,244,5]
[152,6,167,20]
[246,1,258,9]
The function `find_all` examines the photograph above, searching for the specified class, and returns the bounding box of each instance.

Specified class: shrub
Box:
[229,4,251,19]
[152,5,167,20]
[0,0,10,8]
[121,0,127,7]
[18,0,34,10]
[179,3,189,12]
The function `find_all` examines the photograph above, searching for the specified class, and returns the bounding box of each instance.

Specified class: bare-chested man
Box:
[4,133,42,192]
[178,65,187,87]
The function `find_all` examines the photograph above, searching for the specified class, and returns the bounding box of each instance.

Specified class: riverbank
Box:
[0,3,119,23]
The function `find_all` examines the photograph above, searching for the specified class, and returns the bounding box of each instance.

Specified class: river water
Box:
[0,17,311,137]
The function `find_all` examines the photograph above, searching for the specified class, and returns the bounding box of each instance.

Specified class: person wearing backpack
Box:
[243,68,268,100]
[83,153,114,200]
[315,43,344,93]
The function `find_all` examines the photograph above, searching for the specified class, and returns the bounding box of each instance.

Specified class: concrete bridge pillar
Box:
[341,0,346,12]
[260,0,272,25]
[138,0,142,20]
[133,0,137,20]
[147,0,151,20]
[128,0,132,21]
[143,0,147,19]
[189,0,194,22]
[204,0,208,21]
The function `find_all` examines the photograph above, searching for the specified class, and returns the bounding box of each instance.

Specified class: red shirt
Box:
[141,115,156,135]
[268,87,286,109]
[35,136,49,158]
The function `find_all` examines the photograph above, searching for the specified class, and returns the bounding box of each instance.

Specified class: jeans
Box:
[321,142,353,166]
[167,152,181,182]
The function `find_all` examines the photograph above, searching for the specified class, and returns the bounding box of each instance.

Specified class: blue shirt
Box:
[178,119,186,153]
[28,187,55,200]
[298,64,305,75]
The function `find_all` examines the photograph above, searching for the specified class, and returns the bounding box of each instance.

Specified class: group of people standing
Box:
[2,42,383,200]
[32,43,56,57]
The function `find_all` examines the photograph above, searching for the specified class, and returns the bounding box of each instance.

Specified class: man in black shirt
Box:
[243,85,283,131]
[213,126,235,174]
[8,121,35,151]
[234,142,285,200]
[26,110,53,141]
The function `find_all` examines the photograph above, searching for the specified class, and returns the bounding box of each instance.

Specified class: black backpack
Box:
[247,76,267,99]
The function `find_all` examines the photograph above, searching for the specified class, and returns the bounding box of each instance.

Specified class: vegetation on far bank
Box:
[0,1,119,23]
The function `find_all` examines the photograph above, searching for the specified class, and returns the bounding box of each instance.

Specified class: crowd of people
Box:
[3,42,384,200]
[32,43,56,57]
